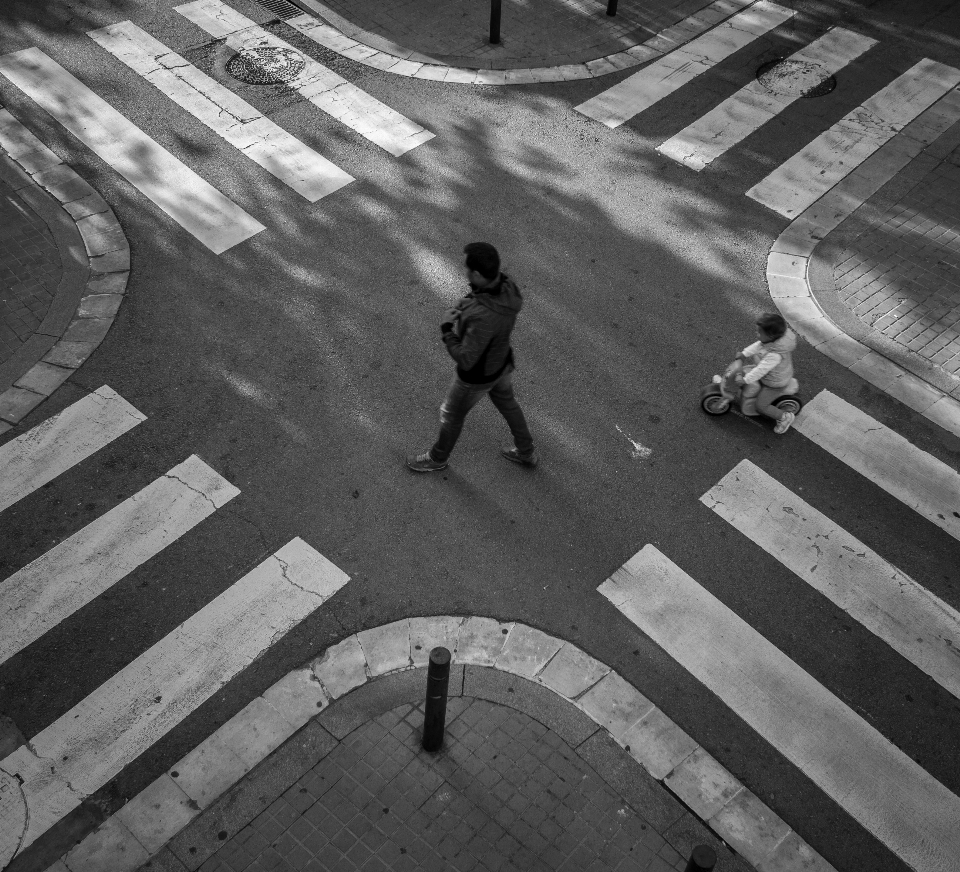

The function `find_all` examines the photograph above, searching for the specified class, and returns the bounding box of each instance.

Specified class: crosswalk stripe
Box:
[599,544,960,872]
[175,0,435,157]
[0,455,239,667]
[0,386,145,514]
[1,537,349,850]
[657,28,877,170]
[747,58,960,216]
[795,391,960,543]
[702,460,960,699]
[88,21,354,202]
[0,47,265,253]
[574,0,794,128]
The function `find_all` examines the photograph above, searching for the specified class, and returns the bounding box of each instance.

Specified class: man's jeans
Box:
[430,367,534,463]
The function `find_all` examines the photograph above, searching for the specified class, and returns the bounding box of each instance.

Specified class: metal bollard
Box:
[606,0,618,16]
[490,0,501,44]
[422,646,451,752]
[684,845,717,872]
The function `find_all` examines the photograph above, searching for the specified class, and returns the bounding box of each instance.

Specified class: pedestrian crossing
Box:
[575,1,960,218]
[599,391,960,872]
[0,387,350,858]
[0,0,433,253]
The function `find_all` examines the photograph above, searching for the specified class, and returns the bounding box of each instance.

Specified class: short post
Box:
[606,0,618,16]
[422,646,451,752]
[489,0,501,44]
[684,845,717,872]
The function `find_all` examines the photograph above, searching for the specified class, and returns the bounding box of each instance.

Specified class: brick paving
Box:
[312,0,707,67]
[197,698,687,872]
[0,175,62,364]
[835,148,960,377]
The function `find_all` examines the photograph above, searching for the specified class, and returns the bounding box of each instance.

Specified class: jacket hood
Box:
[765,328,796,354]
[474,274,522,316]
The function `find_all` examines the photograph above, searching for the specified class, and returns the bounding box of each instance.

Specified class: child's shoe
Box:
[774,411,796,434]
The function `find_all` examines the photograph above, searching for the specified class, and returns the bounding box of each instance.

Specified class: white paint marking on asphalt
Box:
[657,28,877,169]
[0,47,265,253]
[599,544,960,872]
[0,386,145,514]
[175,0,435,157]
[0,455,239,667]
[574,0,794,128]
[747,58,960,216]
[795,391,960,542]
[702,460,960,699]
[88,22,354,202]
[614,424,653,459]
[1,538,350,850]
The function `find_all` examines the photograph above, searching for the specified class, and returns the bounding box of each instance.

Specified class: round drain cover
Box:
[756,58,836,98]
[226,46,306,84]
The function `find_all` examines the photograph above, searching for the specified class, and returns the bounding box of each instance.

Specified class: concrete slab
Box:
[114,774,197,854]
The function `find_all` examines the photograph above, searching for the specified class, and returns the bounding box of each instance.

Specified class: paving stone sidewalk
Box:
[193,696,691,872]
[833,144,960,395]
[300,0,710,69]
[0,174,62,364]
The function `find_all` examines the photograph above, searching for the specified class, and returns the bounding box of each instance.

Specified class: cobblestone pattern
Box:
[198,699,686,872]
[0,178,61,363]
[835,155,960,375]
[313,0,706,66]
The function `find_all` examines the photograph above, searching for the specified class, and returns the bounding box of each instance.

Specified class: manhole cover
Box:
[226,46,306,84]
[756,58,836,98]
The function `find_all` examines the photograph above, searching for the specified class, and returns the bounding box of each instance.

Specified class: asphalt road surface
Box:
[2,1,959,871]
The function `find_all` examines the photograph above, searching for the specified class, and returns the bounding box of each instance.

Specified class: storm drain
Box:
[756,58,837,98]
[226,45,307,83]
[251,0,305,19]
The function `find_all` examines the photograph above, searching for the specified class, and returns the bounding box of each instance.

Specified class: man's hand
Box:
[440,307,460,334]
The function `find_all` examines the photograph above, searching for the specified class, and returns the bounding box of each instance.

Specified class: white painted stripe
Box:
[2,537,349,850]
[0,47,265,253]
[658,28,877,169]
[175,0,434,157]
[88,22,354,202]
[747,58,960,216]
[795,390,960,542]
[702,460,960,699]
[574,0,794,128]
[600,545,960,872]
[0,455,239,667]
[0,386,144,514]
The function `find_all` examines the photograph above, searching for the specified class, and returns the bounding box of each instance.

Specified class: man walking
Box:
[407,242,538,472]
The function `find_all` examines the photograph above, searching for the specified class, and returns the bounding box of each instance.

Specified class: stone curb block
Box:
[294,0,753,86]
[0,109,129,431]
[51,615,835,872]
[766,90,960,440]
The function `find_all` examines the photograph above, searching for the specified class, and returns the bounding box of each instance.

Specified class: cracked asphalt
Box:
[1,1,960,870]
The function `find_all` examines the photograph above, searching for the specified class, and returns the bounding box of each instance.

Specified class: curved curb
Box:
[287,0,753,85]
[46,616,834,872]
[0,768,27,868]
[765,94,960,440]
[0,109,130,437]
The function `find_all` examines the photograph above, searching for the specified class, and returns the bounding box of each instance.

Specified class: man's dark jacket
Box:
[442,274,522,384]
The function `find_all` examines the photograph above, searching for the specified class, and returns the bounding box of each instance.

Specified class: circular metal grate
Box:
[756,58,836,98]
[226,46,306,84]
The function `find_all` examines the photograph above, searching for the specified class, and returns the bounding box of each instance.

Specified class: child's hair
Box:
[757,312,787,340]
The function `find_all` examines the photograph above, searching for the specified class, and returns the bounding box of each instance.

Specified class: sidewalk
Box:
[811,129,960,403]
[151,669,711,872]
[43,618,832,872]
[0,109,130,435]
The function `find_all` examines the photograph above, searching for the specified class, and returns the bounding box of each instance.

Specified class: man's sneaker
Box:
[500,446,539,468]
[406,451,447,472]
[774,411,796,434]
